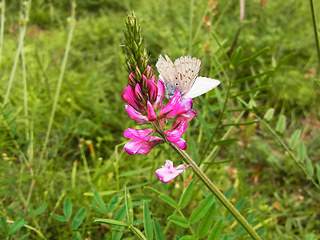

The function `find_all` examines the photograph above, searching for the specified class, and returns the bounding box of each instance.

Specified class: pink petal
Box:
[172,110,197,128]
[128,72,136,85]
[125,105,148,123]
[124,136,163,155]
[164,120,188,138]
[155,80,165,108]
[134,83,143,102]
[160,90,181,117]
[147,101,157,120]
[155,160,188,183]
[124,128,153,141]
[167,137,187,150]
[176,98,193,115]
[121,85,140,110]
[148,80,158,104]
[145,65,154,80]
[124,139,152,155]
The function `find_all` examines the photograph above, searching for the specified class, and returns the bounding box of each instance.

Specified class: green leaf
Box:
[73,231,81,240]
[230,47,243,66]
[33,203,48,216]
[17,233,29,240]
[64,197,72,220]
[143,201,153,240]
[239,47,270,65]
[51,213,67,222]
[263,108,274,121]
[0,216,9,234]
[8,218,25,234]
[275,115,286,134]
[180,236,197,240]
[71,208,87,229]
[129,225,148,240]
[108,195,122,213]
[159,195,179,209]
[92,190,107,214]
[198,113,212,138]
[179,180,194,209]
[168,215,189,228]
[211,139,238,146]
[298,141,306,162]
[316,164,320,184]
[234,70,274,84]
[289,129,301,149]
[197,204,216,238]
[153,218,165,240]
[208,220,223,240]
[125,187,134,224]
[112,204,127,240]
[306,157,314,178]
[189,195,214,224]
[94,218,128,226]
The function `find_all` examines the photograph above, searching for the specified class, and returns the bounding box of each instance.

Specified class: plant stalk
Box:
[39,0,76,166]
[152,121,262,240]
[309,0,320,73]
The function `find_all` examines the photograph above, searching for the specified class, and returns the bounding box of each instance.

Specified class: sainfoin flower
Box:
[122,66,196,155]
[155,160,188,183]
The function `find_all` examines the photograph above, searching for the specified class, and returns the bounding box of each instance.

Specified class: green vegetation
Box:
[0,0,319,239]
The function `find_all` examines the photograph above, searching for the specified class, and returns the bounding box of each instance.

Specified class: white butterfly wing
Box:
[183,77,220,99]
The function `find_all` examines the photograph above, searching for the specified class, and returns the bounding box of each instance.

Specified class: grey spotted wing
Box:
[173,56,201,96]
[156,55,180,97]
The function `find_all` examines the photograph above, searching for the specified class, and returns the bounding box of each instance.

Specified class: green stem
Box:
[6,219,47,240]
[3,0,30,104]
[0,0,5,67]
[309,0,320,73]
[152,122,262,240]
[172,144,261,240]
[39,0,76,166]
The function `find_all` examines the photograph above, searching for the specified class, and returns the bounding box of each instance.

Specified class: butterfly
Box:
[156,55,220,99]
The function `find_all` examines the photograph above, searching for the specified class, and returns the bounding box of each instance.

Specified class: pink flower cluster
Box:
[121,66,196,155]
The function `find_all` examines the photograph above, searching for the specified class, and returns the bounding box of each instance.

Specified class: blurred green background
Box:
[0,0,319,239]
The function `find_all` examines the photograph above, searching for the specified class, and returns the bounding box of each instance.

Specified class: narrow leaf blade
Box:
[125,187,134,224]
[153,218,165,240]
[189,195,214,224]
[8,218,25,234]
[71,208,87,229]
[168,215,189,228]
[179,180,195,209]
[208,220,223,240]
[64,197,72,220]
[94,218,128,226]
[143,201,153,240]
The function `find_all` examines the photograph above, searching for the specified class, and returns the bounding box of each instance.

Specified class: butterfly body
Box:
[156,55,220,99]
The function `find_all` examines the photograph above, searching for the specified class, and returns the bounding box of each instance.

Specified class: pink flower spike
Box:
[155,160,188,183]
[147,101,157,120]
[125,105,148,123]
[124,128,153,141]
[160,90,181,117]
[121,85,140,110]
